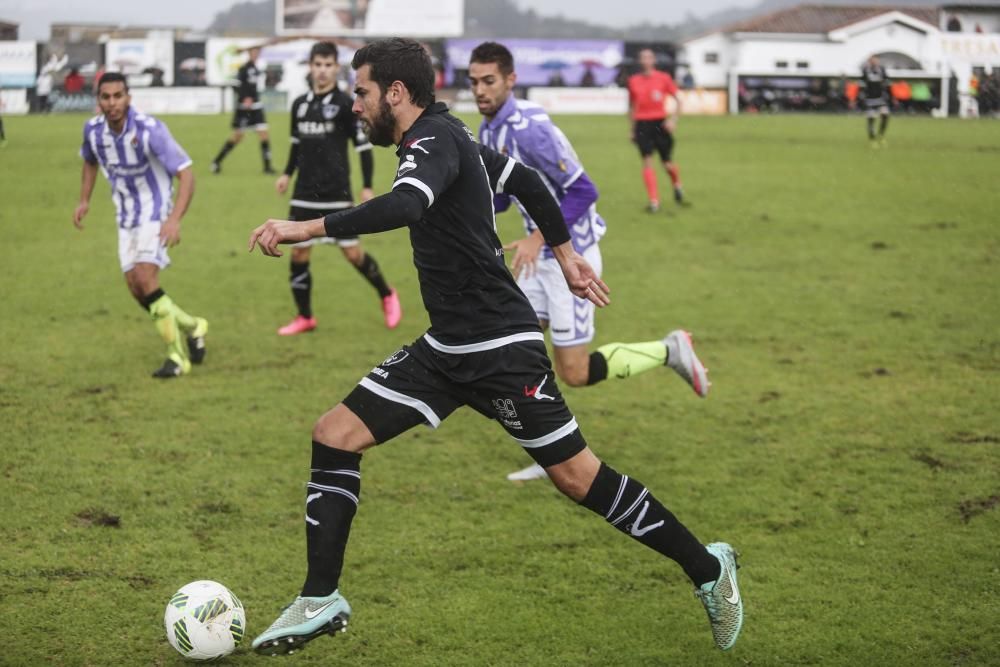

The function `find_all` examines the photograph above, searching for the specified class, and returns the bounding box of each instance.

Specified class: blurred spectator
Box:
[64,67,85,94]
[143,66,165,87]
[844,79,859,110]
[946,15,962,32]
[547,70,565,87]
[579,65,596,87]
[35,53,68,113]
[890,79,911,112]
[680,68,695,90]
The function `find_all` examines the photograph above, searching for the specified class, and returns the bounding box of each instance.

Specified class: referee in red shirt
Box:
[627,48,687,212]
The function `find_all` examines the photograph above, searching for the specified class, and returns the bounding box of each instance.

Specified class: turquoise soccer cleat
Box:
[252,590,351,656]
[695,542,744,650]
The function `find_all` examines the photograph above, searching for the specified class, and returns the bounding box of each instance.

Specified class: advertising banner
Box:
[106,36,174,87]
[277,0,463,37]
[446,38,624,88]
[0,41,38,88]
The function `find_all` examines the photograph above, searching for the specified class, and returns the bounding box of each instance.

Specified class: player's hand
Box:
[73,202,89,229]
[664,117,677,133]
[359,187,374,203]
[248,219,312,257]
[503,231,544,279]
[160,217,181,247]
[275,174,290,194]
[241,97,253,109]
[551,243,610,308]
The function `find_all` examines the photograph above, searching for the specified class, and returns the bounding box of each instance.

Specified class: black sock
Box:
[879,115,889,137]
[290,261,312,318]
[139,287,166,311]
[0,116,5,140]
[580,462,721,586]
[355,253,392,298]
[301,442,362,598]
[586,351,608,386]
[867,117,875,139]
[214,140,235,164]
[261,140,272,170]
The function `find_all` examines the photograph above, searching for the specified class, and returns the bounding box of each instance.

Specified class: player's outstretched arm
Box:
[551,242,610,307]
[249,218,324,257]
[73,161,98,230]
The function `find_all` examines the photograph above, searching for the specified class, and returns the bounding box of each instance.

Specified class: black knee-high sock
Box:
[867,117,876,139]
[354,253,392,298]
[214,140,235,164]
[290,261,312,318]
[0,115,5,141]
[580,462,721,586]
[879,115,889,137]
[586,351,608,386]
[261,140,272,170]
[301,442,362,598]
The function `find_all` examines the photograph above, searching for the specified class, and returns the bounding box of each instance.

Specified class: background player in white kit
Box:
[468,42,710,481]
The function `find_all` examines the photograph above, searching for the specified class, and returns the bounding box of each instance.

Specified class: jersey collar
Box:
[484,93,518,131]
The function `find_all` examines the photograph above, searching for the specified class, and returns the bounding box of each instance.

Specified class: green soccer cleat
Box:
[695,542,743,650]
[187,318,209,365]
[252,590,351,656]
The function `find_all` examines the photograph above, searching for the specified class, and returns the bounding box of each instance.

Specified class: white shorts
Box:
[864,98,890,117]
[118,222,170,273]
[519,244,602,348]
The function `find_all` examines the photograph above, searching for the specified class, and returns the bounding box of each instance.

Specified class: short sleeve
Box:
[478,144,516,194]
[391,129,459,208]
[515,122,583,190]
[146,120,192,175]
[80,124,98,164]
[662,73,679,96]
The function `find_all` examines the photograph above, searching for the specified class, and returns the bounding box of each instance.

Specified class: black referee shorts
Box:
[232,108,267,130]
[634,119,675,161]
[342,336,586,467]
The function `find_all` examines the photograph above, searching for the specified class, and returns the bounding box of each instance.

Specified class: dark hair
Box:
[97,71,128,92]
[351,38,435,107]
[470,41,514,77]
[310,41,338,63]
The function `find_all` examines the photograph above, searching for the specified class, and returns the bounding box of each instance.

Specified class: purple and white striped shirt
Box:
[80,108,192,229]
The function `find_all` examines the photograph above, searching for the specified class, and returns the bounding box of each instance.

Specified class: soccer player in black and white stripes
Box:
[273,41,401,335]
[247,38,743,656]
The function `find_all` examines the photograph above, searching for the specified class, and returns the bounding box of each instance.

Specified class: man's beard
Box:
[365,97,396,146]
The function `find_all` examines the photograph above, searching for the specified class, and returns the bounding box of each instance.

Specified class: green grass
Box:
[1,110,998,666]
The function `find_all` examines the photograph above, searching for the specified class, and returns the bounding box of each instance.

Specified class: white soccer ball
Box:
[164,580,246,661]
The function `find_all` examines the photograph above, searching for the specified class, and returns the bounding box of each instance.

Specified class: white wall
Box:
[682,32,730,88]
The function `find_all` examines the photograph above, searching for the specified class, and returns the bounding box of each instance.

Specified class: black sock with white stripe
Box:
[301,441,362,598]
[580,462,721,586]
[290,261,312,318]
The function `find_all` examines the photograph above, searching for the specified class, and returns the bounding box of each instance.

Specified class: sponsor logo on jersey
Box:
[404,136,435,154]
[298,121,336,136]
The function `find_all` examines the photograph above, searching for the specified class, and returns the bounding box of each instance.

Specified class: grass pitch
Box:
[1,110,998,665]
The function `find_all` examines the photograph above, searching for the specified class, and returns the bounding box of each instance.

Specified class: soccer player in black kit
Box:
[247,38,743,656]
[274,41,401,335]
[861,55,891,148]
[211,46,274,174]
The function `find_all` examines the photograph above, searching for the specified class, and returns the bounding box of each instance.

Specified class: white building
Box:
[682,4,1000,115]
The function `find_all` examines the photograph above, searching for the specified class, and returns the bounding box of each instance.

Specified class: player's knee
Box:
[544,447,600,502]
[312,406,373,453]
[291,246,310,263]
[557,365,588,387]
[342,246,363,266]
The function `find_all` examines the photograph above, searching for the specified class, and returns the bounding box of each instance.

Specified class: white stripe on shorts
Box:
[422,331,544,354]
[511,417,579,449]
[358,377,441,428]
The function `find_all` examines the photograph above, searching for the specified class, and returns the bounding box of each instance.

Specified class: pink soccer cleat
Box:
[278,315,317,336]
[381,289,402,329]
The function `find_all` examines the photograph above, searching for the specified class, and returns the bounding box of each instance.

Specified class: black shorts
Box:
[342,335,586,467]
[634,119,674,161]
[288,205,359,246]
[232,108,267,130]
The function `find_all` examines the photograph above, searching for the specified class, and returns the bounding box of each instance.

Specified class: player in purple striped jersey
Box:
[73,72,208,378]
[469,42,710,481]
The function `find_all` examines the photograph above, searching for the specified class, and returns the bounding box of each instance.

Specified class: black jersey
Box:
[861,63,890,100]
[235,60,262,108]
[390,102,541,347]
[287,89,372,206]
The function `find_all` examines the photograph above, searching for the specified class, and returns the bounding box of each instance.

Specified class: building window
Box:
[704,52,719,64]
[776,60,788,69]
[797,61,809,70]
